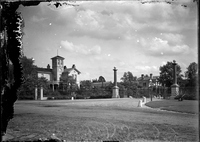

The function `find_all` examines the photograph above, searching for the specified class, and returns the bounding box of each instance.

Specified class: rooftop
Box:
[51,55,65,60]
[36,67,52,73]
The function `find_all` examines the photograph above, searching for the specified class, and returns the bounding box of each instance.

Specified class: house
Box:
[61,64,81,87]
[36,55,81,91]
[137,74,160,88]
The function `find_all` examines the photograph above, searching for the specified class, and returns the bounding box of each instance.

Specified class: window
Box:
[72,74,75,79]
[58,60,60,65]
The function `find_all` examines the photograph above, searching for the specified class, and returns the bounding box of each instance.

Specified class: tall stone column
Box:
[112,67,119,98]
[35,86,38,100]
[171,60,179,98]
[40,86,43,100]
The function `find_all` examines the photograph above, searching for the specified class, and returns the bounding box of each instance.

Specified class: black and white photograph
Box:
[1,0,198,141]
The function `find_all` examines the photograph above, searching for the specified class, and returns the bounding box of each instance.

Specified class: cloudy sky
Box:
[17,0,198,82]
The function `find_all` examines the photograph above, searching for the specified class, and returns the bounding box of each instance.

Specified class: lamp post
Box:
[149,79,153,101]
[155,79,158,97]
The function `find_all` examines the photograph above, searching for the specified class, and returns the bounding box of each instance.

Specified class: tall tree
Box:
[18,56,50,99]
[121,72,137,97]
[158,61,183,87]
[121,71,137,83]
[20,56,37,79]
[1,2,25,136]
[185,62,198,87]
[79,80,93,98]
[98,76,106,87]
[60,72,77,90]
[98,76,106,82]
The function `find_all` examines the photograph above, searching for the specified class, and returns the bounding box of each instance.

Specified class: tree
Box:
[158,61,183,87]
[92,79,98,83]
[121,71,137,83]
[60,72,69,89]
[185,62,198,87]
[18,56,37,99]
[60,72,77,91]
[1,3,24,136]
[121,72,138,97]
[98,76,106,82]
[98,76,106,87]
[17,56,50,99]
[20,56,37,79]
[121,72,137,88]
[79,80,93,98]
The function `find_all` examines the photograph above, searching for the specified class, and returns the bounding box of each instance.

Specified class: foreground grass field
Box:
[7,98,198,141]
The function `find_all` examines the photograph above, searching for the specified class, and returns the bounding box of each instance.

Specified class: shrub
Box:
[137,88,149,98]
[179,87,197,100]
[89,88,112,99]
[46,90,72,100]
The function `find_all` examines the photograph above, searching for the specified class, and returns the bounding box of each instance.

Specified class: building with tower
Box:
[137,74,160,88]
[36,55,81,91]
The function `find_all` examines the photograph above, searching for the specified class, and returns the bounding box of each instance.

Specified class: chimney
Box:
[72,64,76,68]
[150,73,153,79]
[141,74,144,80]
[47,64,50,69]
[64,66,67,70]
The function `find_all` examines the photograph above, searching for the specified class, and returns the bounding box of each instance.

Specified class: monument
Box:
[171,60,179,98]
[112,67,120,98]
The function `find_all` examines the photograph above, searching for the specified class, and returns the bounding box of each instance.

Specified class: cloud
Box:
[161,33,184,45]
[18,1,197,82]
[75,9,105,31]
[30,15,47,23]
[60,40,74,51]
[46,1,197,42]
[30,1,197,42]
[135,65,151,72]
[101,10,113,16]
[140,37,190,56]
[60,40,101,55]
[134,65,159,73]
[79,72,91,81]
[90,45,101,54]
[161,61,167,66]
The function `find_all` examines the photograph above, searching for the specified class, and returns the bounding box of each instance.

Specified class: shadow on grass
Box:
[145,100,198,114]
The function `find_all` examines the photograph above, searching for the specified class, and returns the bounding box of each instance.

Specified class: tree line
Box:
[16,56,198,100]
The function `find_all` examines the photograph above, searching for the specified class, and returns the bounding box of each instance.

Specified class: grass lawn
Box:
[7,98,199,141]
[145,99,199,114]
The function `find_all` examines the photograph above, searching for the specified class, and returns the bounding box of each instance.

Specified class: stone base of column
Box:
[171,84,179,99]
[112,86,120,98]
